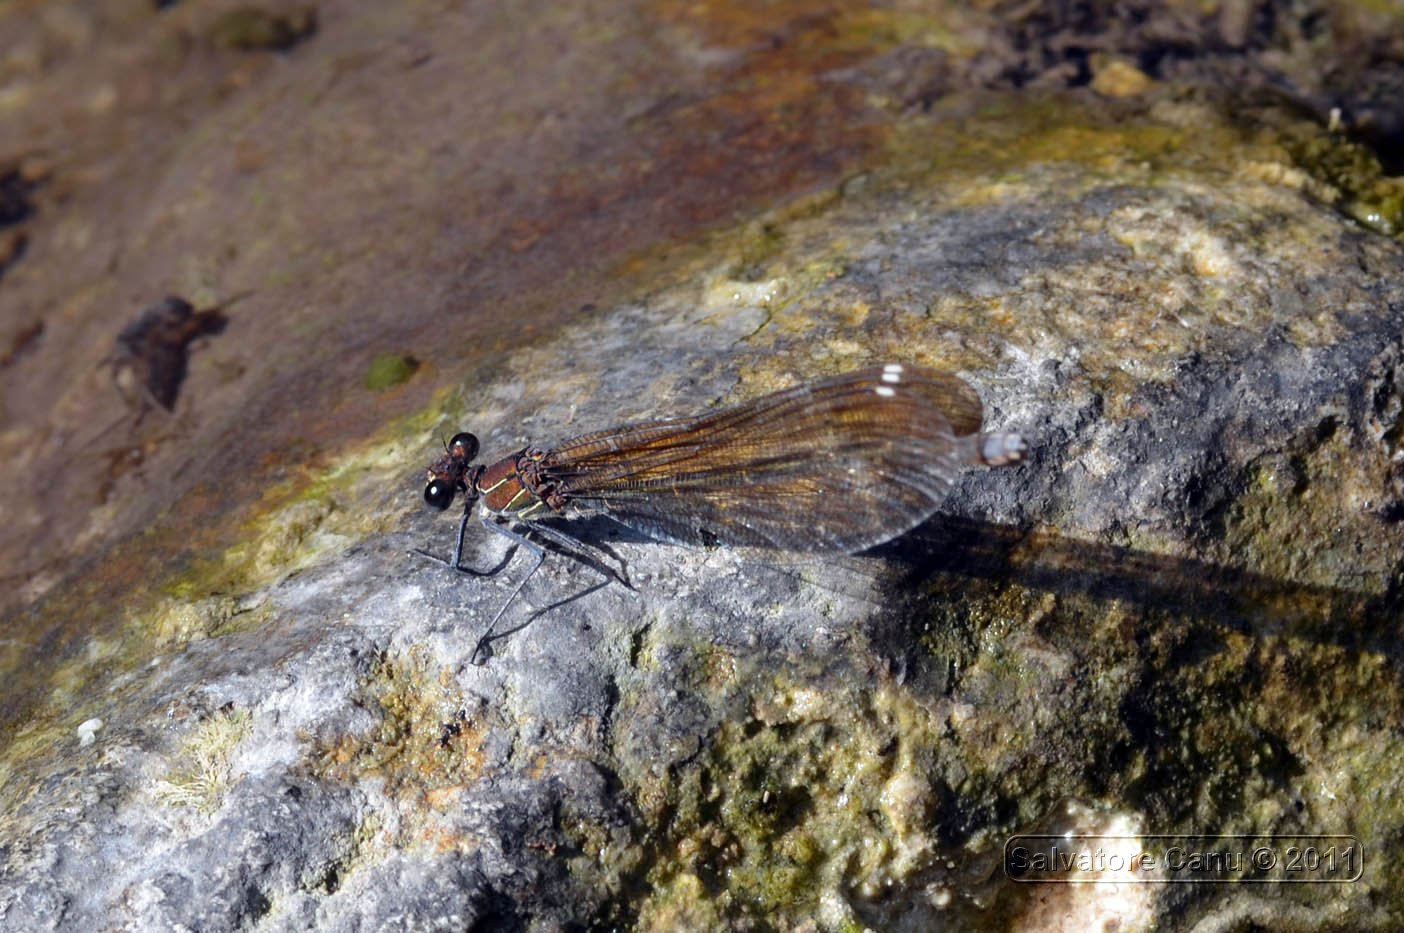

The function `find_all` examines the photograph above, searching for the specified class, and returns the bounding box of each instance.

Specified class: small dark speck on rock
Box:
[0,229,28,282]
[0,168,36,227]
[1,319,44,368]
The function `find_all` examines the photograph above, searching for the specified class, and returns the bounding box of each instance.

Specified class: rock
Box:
[2,2,1403,930]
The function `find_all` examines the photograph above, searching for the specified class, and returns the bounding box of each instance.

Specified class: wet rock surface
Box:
[3,1,1404,930]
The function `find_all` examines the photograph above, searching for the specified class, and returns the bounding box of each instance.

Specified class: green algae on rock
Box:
[363,352,420,391]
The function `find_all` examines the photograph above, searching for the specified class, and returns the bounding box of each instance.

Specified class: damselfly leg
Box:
[417,508,631,664]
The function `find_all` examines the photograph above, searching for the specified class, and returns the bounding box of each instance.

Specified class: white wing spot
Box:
[881,370,901,384]
[875,385,896,397]
[883,362,904,375]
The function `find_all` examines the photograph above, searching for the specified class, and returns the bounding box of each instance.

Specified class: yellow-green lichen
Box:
[152,707,254,814]
[207,7,317,52]
[139,594,272,651]
[1222,422,1402,600]
[622,668,964,925]
[158,419,436,606]
[313,649,487,810]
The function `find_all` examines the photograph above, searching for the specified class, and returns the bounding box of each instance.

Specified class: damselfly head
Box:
[423,431,481,510]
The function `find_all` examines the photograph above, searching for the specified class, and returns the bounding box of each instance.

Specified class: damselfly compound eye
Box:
[424,479,457,510]
[448,433,480,460]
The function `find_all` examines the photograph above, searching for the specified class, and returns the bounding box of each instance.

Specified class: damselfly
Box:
[423,363,1025,658]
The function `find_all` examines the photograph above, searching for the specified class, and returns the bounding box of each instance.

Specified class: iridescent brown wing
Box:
[538,364,985,553]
